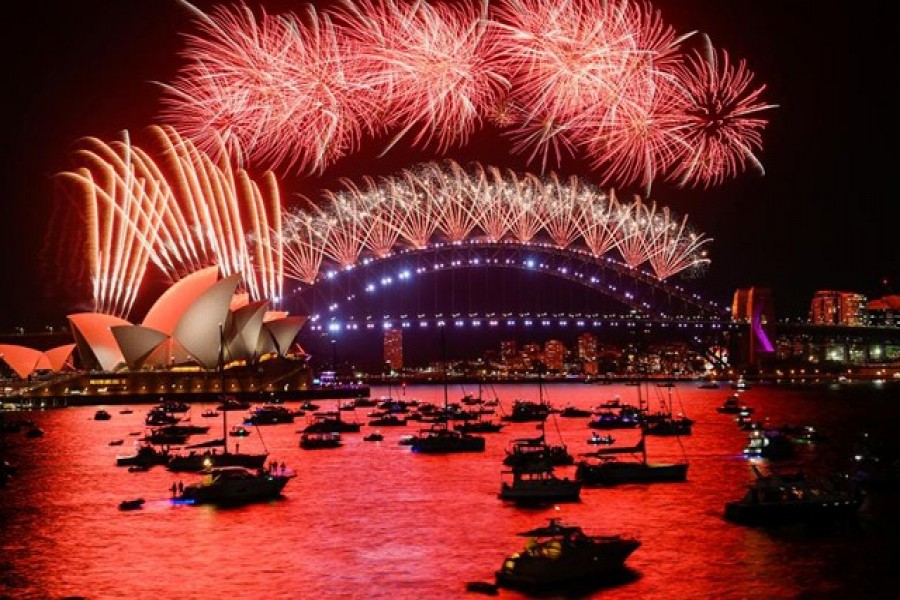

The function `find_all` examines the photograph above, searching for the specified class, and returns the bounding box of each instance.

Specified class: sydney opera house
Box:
[0,267,317,405]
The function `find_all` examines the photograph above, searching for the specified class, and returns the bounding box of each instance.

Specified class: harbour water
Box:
[2,381,899,599]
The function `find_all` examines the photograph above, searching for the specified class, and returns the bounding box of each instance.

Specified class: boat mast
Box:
[441,325,449,428]
[219,322,227,454]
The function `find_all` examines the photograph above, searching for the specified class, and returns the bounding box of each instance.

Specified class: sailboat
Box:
[575,383,688,486]
[166,324,268,473]
[455,382,505,434]
[409,328,486,454]
[643,384,693,436]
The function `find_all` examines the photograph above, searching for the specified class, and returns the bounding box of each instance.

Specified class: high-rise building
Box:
[543,339,566,372]
[383,328,403,371]
[576,332,598,361]
[809,290,868,326]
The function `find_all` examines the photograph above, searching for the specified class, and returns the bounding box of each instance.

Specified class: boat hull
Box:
[724,497,863,526]
[495,539,639,588]
[576,461,688,485]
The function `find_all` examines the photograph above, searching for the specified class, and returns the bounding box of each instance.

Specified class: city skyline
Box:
[1,1,894,332]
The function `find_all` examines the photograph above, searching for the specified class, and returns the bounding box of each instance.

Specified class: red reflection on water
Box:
[1,382,898,599]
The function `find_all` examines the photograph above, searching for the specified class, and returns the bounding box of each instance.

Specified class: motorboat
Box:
[367,414,407,427]
[302,411,362,433]
[587,433,615,445]
[503,433,573,468]
[299,431,342,449]
[116,443,172,468]
[108,439,125,446]
[716,394,752,415]
[587,407,642,430]
[558,405,592,418]
[216,397,251,412]
[363,432,384,442]
[166,448,268,472]
[174,465,293,505]
[201,409,220,418]
[499,463,582,504]
[229,425,251,437]
[94,409,112,421]
[724,466,863,526]
[495,518,640,590]
[742,429,796,459]
[118,498,145,511]
[244,404,295,426]
[501,399,551,423]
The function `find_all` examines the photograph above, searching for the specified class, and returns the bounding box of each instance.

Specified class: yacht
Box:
[174,465,293,505]
[495,518,640,590]
[724,466,863,525]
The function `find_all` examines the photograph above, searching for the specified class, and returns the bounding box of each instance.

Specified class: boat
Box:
[25,426,45,438]
[302,410,362,433]
[716,394,753,415]
[410,422,486,453]
[119,408,134,414]
[174,465,293,506]
[724,465,863,526]
[731,377,751,390]
[229,425,251,437]
[201,409,220,418]
[216,397,251,412]
[94,409,112,420]
[503,429,573,468]
[501,399,551,423]
[118,498,146,511]
[587,433,615,445]
[410,341,486,454]
[494,518,640,590]
[299,431,343,449]
[742,428,795,459]
[145,407,180,426]
[367,413,407,427]
[642,385,693,436]
[363,432,384,442]
[108,439,125,446]
[587,404,643,430]
[128,464,149,473]
[116,442,172,468]
[499,461,582,504]
[558,405,592,418]
[167,326,268,472]
[398,434,416,446]
[244,404,295,425]
[576,385,688,486]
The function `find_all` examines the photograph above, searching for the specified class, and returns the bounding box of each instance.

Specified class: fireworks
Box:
[279,160,711,284]
[161,0,775,190]
[55,125,283,318]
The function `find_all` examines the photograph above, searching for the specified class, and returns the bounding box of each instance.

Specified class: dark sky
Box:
[1,0,895,331]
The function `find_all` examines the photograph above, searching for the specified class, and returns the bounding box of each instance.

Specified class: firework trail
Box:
[161,0,774,190]
[279,160,711,285]
[55,125,283,318]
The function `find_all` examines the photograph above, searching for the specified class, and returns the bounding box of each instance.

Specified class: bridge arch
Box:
[288,241,727,321]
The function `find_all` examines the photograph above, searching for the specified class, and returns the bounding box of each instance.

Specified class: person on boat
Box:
[171,482,177,497]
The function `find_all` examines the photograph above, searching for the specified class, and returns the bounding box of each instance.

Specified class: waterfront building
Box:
[810,290,867,326]
[543,339,566,372]
[867,295,900,327]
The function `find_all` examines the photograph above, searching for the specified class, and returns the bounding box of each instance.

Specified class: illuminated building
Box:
[809,290,867,326]
[867,295,900,327]
[543,339,566,372]
[384,328,403,371]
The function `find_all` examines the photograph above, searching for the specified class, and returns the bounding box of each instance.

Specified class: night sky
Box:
[1,0,895,332]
